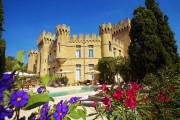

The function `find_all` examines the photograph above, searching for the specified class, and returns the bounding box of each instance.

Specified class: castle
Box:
[27,18,131,85]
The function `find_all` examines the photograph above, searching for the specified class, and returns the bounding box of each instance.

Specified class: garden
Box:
[0,0,180,120]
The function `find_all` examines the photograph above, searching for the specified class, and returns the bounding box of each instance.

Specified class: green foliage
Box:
[24,93,54,110]
[5,56,17,71]
[0,0,4,36]
[0,38,5,76]
[98,57,117,84]
[129,6,169,81]
[145,0,179,64]
[143,66,180,119]
[17,50,25,63]
[115,57,133,82]
[68,104,86,120]
[41,74,50,86]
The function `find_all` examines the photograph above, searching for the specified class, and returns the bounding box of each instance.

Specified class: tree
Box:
[145,0,179,64]
[5,56,17,71]
[98,57,117,84]
[129,7,168,81]
[0,0,5,77]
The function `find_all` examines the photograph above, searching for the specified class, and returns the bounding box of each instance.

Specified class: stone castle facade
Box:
[27,18,131,84]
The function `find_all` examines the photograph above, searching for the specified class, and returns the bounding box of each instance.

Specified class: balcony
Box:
[56,57,67,63]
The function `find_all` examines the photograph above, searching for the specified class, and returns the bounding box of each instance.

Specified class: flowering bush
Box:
[0,72,86,120]
[92,82,153,120]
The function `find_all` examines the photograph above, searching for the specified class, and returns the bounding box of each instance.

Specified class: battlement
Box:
[37,31,55,45]
[28,50,39,57]
[56,24,70,35]
[70,33,101,43]
[112,18,131,35]
[99,23,113,34]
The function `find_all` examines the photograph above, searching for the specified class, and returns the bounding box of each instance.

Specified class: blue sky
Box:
[3,0,180,63]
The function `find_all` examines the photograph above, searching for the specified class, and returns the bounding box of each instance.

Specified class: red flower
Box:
[113,89,123,100]
[104,96,111,106]
[125,97,136,110]
[131,82,141,91]
[102,84,107,91]
[158,91,171,103]
[104,96,111,112]
[126,89,136,99]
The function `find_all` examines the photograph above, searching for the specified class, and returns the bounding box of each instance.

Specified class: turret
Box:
[99,23,113,57]
[36,31,54,76]
[56,24,70,60]
[27,50,38,73]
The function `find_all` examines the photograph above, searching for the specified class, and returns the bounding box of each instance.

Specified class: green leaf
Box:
[41,74,50,86]
[69,111,81,119]
[122,108,126,120]
[24,93,54,110]
[63,116,71,120]
[17,50,24,63]
[77,109,86,120]
[129,111,142,120]
[69,104,76,112]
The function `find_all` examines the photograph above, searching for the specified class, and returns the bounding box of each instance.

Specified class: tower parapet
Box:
[56,24,70,36]
[112,18,131,36]
[70,33,100,43]
[28,50,39,57]
[99,23,113,34]
[37,31,55,46]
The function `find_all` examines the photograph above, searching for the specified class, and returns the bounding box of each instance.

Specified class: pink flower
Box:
[125,97,136,110]
[126,89,136,99]
[104,96,111,112]
[102,84,107,91]
[113,89,123,100]
[104,96,111,106]
[131,82,141,91]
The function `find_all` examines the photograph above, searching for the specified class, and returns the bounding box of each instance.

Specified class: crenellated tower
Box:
[37,31,54,76]
[112,18,131,57]
[55,24,70,62]
[27,50,38,73]
[99,23,113,57]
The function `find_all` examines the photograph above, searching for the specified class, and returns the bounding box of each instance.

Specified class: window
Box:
[76,45,81,58]
[76,64,81,80]
[58,43,60,52]
[119,50,121,56]
[109,41,112,51]
[88,64,94,80]
[88,45,94,57]
[113,48,116,57]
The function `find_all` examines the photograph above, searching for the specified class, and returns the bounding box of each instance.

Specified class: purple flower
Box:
[54,100,69,120]
[39,102,51,120]
[0,72,15,92]
[69,97,81,104]
[0,106,14,120]
[37,86,45,94]
[0,92,3,104]
[11,90,28,107]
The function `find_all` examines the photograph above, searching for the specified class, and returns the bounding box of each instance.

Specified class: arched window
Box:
[109,41,112,51]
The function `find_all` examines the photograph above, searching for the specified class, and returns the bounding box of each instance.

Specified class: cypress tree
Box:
[0,0,5,76]
[129,7,168,81]
[145,0,179,64]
